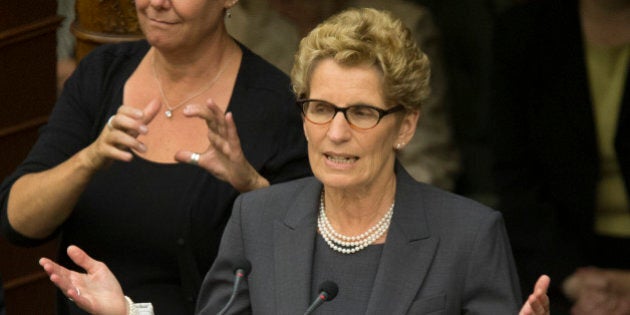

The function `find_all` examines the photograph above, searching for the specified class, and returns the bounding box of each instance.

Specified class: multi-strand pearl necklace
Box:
[317,191,394,254]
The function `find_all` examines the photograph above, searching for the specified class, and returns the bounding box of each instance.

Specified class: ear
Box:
[303,119,309,142]
[395,109,420,150]
[224,0,239,9]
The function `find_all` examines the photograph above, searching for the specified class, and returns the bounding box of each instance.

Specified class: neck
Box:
[150,35,239,116]
[153,33,237,80]
[323,174,397,231]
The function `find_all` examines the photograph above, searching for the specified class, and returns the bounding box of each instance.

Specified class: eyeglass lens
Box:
[302,100,384,129]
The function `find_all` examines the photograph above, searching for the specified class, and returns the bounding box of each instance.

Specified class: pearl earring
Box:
[226,0,238,18]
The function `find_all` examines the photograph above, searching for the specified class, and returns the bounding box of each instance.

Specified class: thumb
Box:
[535,275,551,294]
[66,245,101,274]
[143,99,162,124]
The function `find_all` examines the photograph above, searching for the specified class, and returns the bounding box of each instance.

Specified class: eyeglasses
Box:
[297,99,405,130]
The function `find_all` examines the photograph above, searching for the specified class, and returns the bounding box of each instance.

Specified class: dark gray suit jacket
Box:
[196,164,522,314]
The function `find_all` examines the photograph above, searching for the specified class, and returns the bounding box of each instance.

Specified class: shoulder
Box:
[238,177,316,208]
[232,177,317,222]
[70,40,148,90]
[230,43,299,130]
[88,40,149,57]
[415,181,496,217]
[61,40,148,109]
[78,40,149,70]
[397,172,503,237]
[236,43,292,95]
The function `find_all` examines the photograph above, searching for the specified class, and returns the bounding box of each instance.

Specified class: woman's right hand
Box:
[82,99,161,171]
[39,245,128,315]
[6,99,162,239]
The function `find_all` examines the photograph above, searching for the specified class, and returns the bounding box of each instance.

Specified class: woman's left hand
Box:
[175,99,269,192]
[519,275,551,315]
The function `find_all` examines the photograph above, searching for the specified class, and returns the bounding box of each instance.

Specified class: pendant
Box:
[165,110,173,118]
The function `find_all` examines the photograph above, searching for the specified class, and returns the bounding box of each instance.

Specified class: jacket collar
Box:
[273,163,438,314]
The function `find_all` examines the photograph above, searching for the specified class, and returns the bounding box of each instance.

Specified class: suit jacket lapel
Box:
[273,180,321,314]
[366,166,439,315]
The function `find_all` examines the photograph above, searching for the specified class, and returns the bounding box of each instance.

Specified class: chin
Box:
[315,171,361,190]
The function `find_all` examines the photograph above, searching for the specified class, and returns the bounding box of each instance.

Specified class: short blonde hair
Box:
[291,7,430,110]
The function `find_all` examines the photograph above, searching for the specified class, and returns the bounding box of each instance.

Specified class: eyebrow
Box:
[313,99,385,109]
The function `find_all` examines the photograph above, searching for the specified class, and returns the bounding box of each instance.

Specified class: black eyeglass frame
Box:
[297,98,406,130]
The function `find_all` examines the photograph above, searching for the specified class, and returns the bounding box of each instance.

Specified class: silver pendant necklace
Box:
[151,51,230,118]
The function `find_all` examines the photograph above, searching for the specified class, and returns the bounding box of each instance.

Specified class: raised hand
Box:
[83,99,161,171]
[564,267,630,315]
[519,275,551,315]
[175,98,269,192]
[570,289,630,315]
[39,246,127,315]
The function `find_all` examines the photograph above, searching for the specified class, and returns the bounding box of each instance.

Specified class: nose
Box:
[326,111,352,143]
[150,0,171,9]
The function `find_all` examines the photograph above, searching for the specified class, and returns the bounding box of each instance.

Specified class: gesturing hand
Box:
[519,275,551,315]
[175,98,269,192]
[564,267,630,315]
[39,246,127,315]
[83,99,161,171]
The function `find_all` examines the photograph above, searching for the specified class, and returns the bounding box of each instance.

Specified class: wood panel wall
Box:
[2,1,143,313]
[73,0,143,60]
[0,1,62,314]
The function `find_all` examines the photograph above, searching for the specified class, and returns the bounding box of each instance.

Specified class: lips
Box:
[149,17,177,24]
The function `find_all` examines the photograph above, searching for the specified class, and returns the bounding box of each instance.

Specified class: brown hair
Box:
[291,7,430,110]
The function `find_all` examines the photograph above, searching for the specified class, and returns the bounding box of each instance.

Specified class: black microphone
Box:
[217,258,252,315]
[304,281,339,315]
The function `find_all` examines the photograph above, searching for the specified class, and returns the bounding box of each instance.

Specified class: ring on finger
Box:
[107,115,115,130]
[190,153,200,166]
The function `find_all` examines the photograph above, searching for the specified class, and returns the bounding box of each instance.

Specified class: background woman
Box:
[41,8,549,315]
[491,0,630,313]
[0,0,309,313]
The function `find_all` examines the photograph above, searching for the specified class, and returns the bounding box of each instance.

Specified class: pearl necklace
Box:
[151,51,231,118]
[317,191,394,254]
